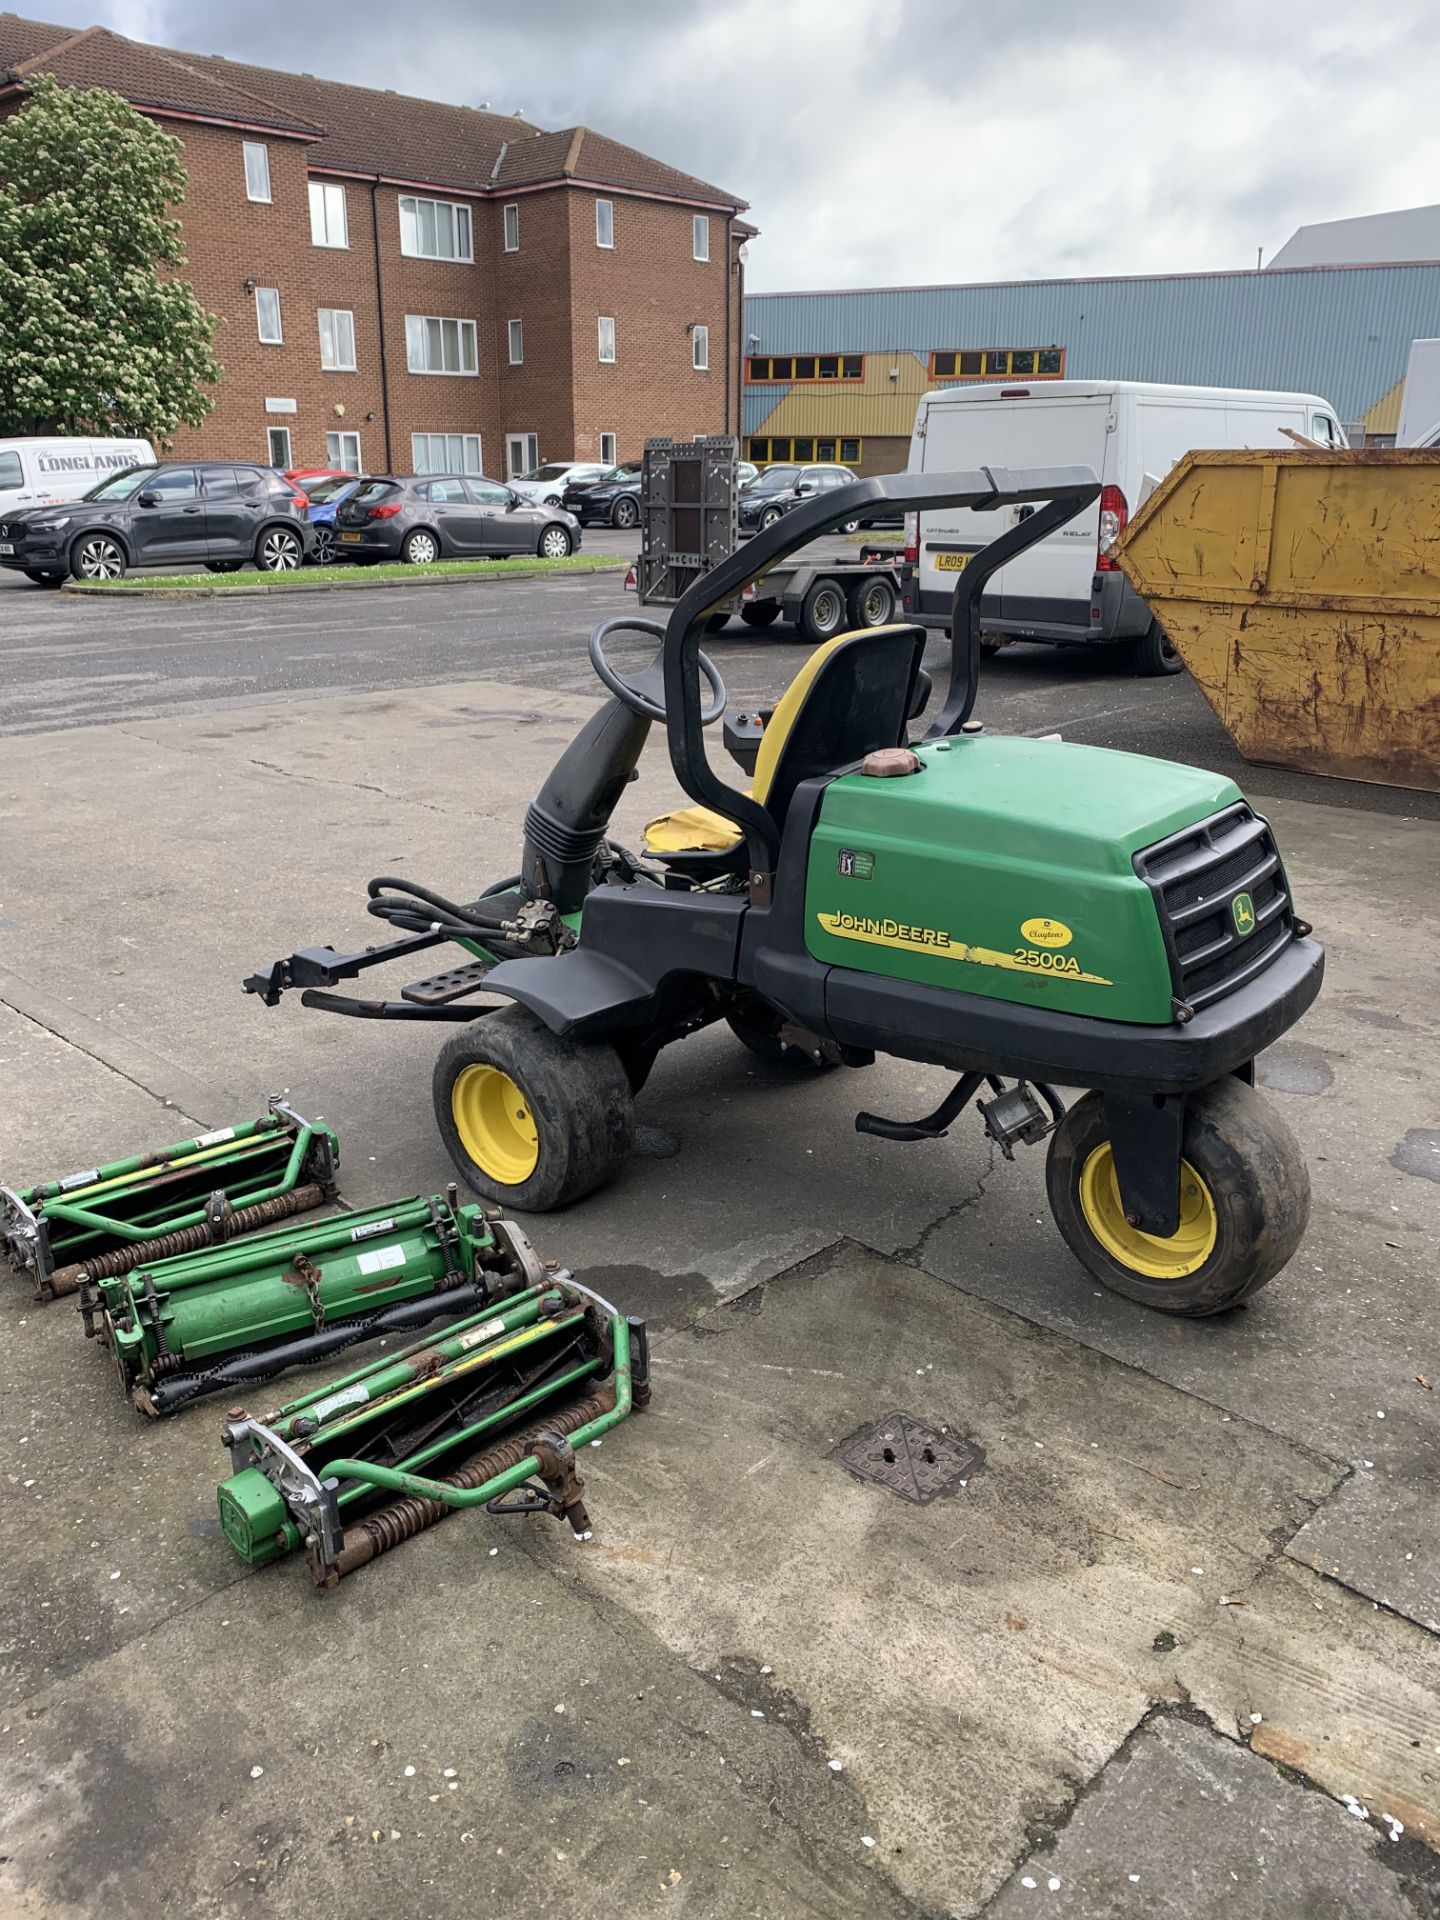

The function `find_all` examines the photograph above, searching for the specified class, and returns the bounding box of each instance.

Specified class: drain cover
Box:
[831,1411,980,1505]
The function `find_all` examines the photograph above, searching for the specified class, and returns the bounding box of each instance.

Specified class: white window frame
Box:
[308,180,348,249]
[599,432,617,466]
[595,198,614,249]
[506,433,538,479]
[410,432,484,475]
[404,314,479,376]
[503,202,520,252]
[266,425,292,468]
[243,141,271,203]
[317,308,356,372]
[692,324,709,371]
[255,287,283,345]
[507,319,524,366]
[692,214,710,262]
[398,194,474,263]
[326,430,362,473]
[597,315,616,364]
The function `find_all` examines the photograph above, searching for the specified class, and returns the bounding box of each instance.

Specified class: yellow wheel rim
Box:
[451,1064,539,1187]
[1077,1145,1217,1280]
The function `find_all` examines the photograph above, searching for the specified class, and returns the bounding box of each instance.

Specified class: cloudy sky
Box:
[63,0,1440,289]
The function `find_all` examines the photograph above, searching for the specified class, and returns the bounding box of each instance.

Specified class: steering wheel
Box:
[588,615,726,725]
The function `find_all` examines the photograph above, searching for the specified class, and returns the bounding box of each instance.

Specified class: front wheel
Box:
[257,527,303,572]
[759,505,783,531]
[800,577,846,642]
[740,602,781,629]
[538,525,573,559]
[434,1006,634,1211]
[1129,621,1184,676]
[23,569,64,587]
[611,496,639,530]
[206,560,243,574]
[1045,1079,1309,1315]
[309,525,336,566]
[70,533,126,581]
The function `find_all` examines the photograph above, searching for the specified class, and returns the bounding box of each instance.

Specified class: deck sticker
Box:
[1019,917,1072,948]
[816,910,1113,986]
[458,1316,509,1351]
[838,848,876,879]
[194,1127,237,1148]
[350,1216,398,1242]
[312,1382,370,1422]
[57,1169,101,1192]
[1231,891,1256,937]
[355,1243,406,1275]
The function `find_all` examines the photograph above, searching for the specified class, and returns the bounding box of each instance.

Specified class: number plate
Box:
[338,531,363,543]
[0,543,14,555]
[933,552,971,573]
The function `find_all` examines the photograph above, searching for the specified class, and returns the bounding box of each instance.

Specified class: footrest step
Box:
[401,962,494,1006]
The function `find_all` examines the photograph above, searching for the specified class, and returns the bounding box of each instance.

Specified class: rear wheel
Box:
[800,577,847,642]
[1045,1078,1309,1315]
[402,529,440,566]
[434,1006,634,1211]
[538,525,573,559]
[847,574,896,628]
[310,525,336,566]
[740,602,781,629]
[611,496,639,530]
[257,527,303,572]
[1129,620,1183,676]
[70,533,125,581]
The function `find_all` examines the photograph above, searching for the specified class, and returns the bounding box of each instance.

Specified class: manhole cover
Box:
[831,1411,981,1505]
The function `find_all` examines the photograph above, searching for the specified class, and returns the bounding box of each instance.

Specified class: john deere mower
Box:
[246,466,1323,1316]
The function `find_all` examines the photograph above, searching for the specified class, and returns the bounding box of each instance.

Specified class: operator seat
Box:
[643,624,927,867]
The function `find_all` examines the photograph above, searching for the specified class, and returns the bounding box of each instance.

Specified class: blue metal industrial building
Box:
[741,261,1440,472]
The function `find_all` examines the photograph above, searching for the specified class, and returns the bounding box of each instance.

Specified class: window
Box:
[405,314,478,375]
[308,181,348,248]
[929,347,1066,380]
[469,479,513,507]
[398,195,473,262]
[318,308,356,371]
[503,202,520,252]
[410,432,483,474]
[793,438,814,461]
[420,478,471,504]
[255,287,283,344]
[146,468,199,500]
[599,431,617,465]
[692,324,709,371]
[267,426,292,467]
[595,199,614,249]
[598,316,616,364]
[243,142,271,203]
[746,354,863,382]
[326,430,361,472]
[508,319,524,366]
[692,215,710,262]
[0,450,22,492]
[840,437,861,464]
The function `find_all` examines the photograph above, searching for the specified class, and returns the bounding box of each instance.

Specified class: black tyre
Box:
[839,517,861,534]
[544,494,563,507]
[724,997,835,1071]
[759,505,783,531]
[206,560,244,574]
[434,1006,634,1211]
[538,524,573,559]
[740,602,781,629]
[800,577,847,642]
[1128,621,1184,676]
[401,528,440,566]
[23,569,64,587]
[70,532,126,581]
[705,611,729,633]
[846,574,896,628]
[257,526,303,572]
[611,496,639,530]
[1045,1078,1309,1315]
[309,525,336,566]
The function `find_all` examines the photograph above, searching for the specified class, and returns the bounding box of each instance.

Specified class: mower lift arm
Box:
[243,930,448,1005]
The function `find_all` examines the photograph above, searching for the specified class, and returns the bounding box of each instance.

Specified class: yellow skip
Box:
[815,912,1113,986]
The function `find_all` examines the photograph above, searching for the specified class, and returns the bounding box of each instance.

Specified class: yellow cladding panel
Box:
[1360,377,1404,438]
[750,352,932,440]
[1114,448,1440,792]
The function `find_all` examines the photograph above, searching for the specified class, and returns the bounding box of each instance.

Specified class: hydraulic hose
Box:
[366,875,522,937]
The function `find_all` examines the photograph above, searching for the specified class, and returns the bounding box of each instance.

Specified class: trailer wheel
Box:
[740,602,781,629]
[801,578,847,642]
[847,575,896,628]
[1129,621,1184,677]
[434,1007,634,1211]
[1045,1078,1309,1315]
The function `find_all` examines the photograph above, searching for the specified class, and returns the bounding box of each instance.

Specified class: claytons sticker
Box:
[817,911,1112,985]
[1020,917,1072,948]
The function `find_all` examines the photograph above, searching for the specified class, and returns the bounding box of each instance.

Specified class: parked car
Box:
[0,460,314,583]
[509,461,608,507]
[738,463,861,534]
[332,474,580,563]
[562,460,643,527]
[737,460,760,489]
[285,467,351,489]
[300,473,363,564]
[0,434,157,513]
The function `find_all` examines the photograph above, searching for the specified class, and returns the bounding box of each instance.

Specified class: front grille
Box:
[1133,802,1295,1013]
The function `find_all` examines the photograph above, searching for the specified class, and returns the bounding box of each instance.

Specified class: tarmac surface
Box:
[1,548,1437,1919]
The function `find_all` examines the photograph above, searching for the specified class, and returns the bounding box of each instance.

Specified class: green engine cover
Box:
[805,737,1244,1026]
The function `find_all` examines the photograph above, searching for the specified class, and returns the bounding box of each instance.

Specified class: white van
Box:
[904,381,1347,673]
[0,435,156,512]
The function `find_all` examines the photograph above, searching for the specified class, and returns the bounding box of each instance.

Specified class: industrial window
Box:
[405,314,478,375]
[308,181,348,248]
[792,437,814,461]
[399,195,473,262]
[503,202,520,252]
[747,354,863,382]
[326,430,361,472]
[692,324,709,371]
[508,318,524,366]
[748,436,864,467]
[929,347,1065,380]
[693,214,710,261]
[243,141,271,203]
[317,308,356,371]
[411,432,483,474]
[266,426,292,468]
[255,287,282,344]
[840,437,861,464]
[598,315,616,363]
[599,431,617,465]
[595,199,614,249]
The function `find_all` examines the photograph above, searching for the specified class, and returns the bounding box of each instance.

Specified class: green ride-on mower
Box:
[246,466,1323,1316]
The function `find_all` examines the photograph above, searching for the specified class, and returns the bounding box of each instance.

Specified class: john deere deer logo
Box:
[1231,891,1256,937]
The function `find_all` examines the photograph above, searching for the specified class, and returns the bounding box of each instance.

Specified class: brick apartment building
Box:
[0,13,754,477]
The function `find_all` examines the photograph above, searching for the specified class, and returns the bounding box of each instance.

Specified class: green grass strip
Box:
[73,553,625,591]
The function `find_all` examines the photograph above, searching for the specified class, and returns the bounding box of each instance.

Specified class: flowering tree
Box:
[0,75,221,439]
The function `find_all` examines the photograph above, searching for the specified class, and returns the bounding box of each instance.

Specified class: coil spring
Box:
[49,1185,326,1296]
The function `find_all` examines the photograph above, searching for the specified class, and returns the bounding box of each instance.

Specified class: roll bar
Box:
[661,465,1102,883]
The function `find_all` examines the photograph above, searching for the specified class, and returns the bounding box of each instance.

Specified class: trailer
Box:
[627,436,906,642]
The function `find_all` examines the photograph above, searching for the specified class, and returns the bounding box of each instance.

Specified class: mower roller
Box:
[86,1191,549,1416]
[216,1276,645,1585]
[1,1097,339,1300]
[245,465,1324,1317]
